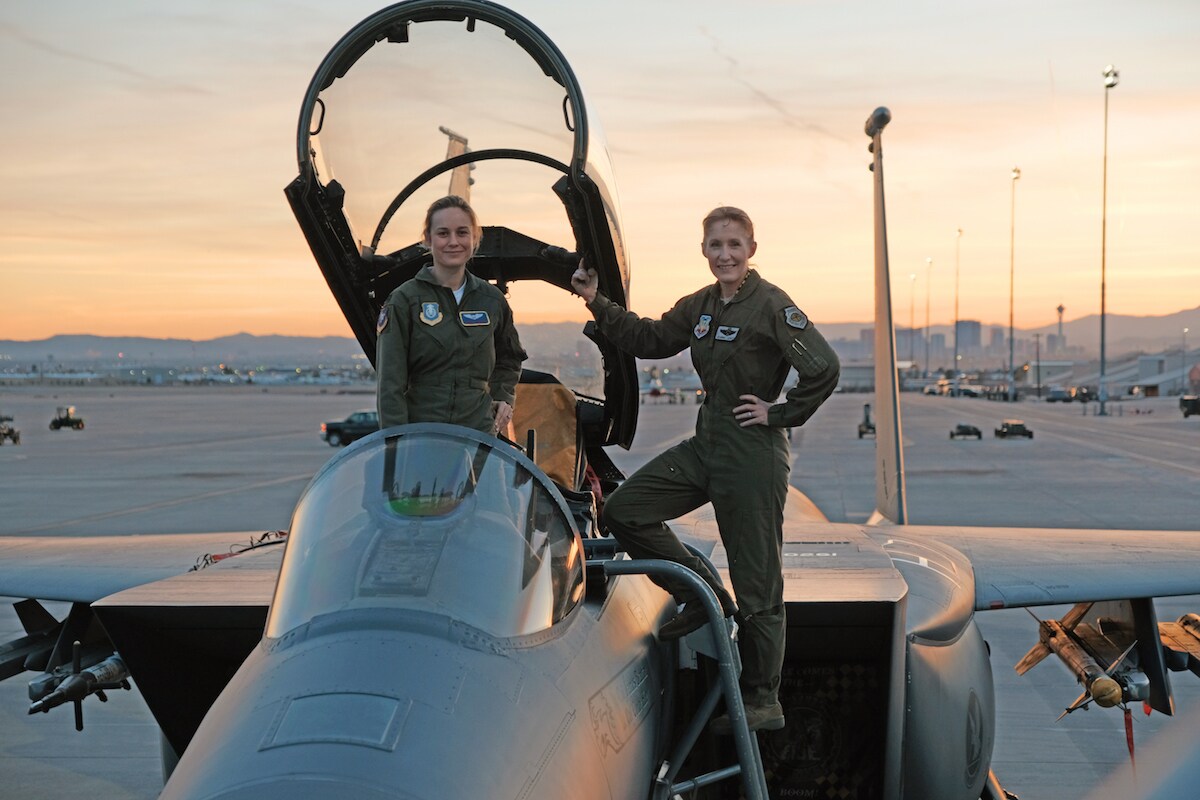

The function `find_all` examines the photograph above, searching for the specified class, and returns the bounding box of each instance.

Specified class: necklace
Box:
[721,272,750,302]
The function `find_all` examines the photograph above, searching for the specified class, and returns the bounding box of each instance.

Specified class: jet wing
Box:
[0,532,284,757]
[0,531,282,604]
[903,525,1200,611]
[680,512,1200,612]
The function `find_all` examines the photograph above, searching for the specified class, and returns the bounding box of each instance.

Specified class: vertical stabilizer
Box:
[865,108,907,525]
[439,126,474,201]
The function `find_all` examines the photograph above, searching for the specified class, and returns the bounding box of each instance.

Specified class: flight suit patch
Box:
[459,310,491,327]
[694,315,712,339]
[376,307,389,334]
[784,306,808,329]
[715,326,740,341]
[420,302,444,326]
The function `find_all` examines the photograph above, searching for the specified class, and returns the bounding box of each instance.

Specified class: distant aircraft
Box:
[2,5,1200,800]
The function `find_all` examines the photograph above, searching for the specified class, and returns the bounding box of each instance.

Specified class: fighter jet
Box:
[3,4,1200,800]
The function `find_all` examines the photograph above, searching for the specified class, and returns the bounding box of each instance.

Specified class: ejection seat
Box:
[513,369,583,489]
[512,369,601,537]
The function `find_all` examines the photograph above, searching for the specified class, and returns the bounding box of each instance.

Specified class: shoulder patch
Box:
[783,306,808,330]
[376,307,389,334]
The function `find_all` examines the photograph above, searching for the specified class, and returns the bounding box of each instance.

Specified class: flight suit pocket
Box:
[789,338,829,377]
[464,322,495,373]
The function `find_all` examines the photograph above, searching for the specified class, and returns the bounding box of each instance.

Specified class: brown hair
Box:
[422,195,483,256]
[701,206,755,241]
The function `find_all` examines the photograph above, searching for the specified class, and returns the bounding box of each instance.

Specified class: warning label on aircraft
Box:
[588,656,654,759]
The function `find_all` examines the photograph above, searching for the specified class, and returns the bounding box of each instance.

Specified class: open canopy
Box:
[286,0,638,446]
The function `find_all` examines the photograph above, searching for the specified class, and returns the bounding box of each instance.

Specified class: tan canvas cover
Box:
[513,383,578,488]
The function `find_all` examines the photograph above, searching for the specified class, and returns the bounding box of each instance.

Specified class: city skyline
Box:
[3,1,1198,340]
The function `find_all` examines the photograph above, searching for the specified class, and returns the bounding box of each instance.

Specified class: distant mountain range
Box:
[2,309,1196,367]
[0,333,364,367]
[0,323,598,367]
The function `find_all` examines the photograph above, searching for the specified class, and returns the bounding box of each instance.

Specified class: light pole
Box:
[954,229,962,385]
[1185,327,1191,395]
[1009,166,1020,402]
[1034,332,1042,398]
[909,272,917,369]
[1099,64,1119,416]
[924,257,933,378]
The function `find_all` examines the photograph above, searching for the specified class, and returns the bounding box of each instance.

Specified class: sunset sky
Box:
[2,0,1198,341]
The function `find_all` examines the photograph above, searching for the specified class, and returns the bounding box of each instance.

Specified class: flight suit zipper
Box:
[442,284,461,414]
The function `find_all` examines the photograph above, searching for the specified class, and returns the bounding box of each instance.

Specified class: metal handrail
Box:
[601,558,768,800]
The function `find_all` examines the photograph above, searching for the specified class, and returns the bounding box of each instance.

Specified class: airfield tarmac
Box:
[0,385,1198,799]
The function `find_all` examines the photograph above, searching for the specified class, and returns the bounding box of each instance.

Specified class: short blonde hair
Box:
[702,206,755,241]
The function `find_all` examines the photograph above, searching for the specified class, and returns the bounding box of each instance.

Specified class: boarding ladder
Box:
[586,543,770,800]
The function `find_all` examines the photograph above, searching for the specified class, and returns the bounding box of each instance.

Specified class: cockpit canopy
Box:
[267,424,585,640]
[286,0,638,446]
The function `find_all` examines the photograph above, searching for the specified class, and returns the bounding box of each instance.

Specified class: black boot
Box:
[658,588,738,641]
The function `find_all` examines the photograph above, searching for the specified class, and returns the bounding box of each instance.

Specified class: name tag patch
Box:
[459,310,491,327]
[715,326,740,341]
[420,302,443,326]
[694,314,712,339]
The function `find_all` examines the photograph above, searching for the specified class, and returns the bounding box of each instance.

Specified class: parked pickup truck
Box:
[950,423,982,440]
[320,409,379,447]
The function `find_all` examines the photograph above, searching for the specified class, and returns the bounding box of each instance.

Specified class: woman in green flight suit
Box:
[571,206,840,734]
[376,195,527,435]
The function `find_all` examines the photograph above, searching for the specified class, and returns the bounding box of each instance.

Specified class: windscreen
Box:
[267,425,584,639]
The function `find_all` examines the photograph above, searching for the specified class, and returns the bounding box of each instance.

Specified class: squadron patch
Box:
[715,326,740,342]
[376,307,389,334]
[784,306,809,330]
[420,302,444,326]
[694,314,712,339]
[459,310,491,327]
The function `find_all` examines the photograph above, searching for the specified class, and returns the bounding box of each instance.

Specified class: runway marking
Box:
[1033,427,1200,478]
[18,473,314,533]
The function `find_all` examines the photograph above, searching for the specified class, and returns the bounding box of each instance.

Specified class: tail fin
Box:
[439,126,474,202]
[865,108,907,525]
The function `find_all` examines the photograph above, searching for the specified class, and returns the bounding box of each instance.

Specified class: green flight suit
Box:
[587,269,840,706]
[376,267,527,434]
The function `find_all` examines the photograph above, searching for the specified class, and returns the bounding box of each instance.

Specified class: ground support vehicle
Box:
[48,407,85,431]
[995,420,1033,439]
[857,403,876,438]
[950,423,982,440]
